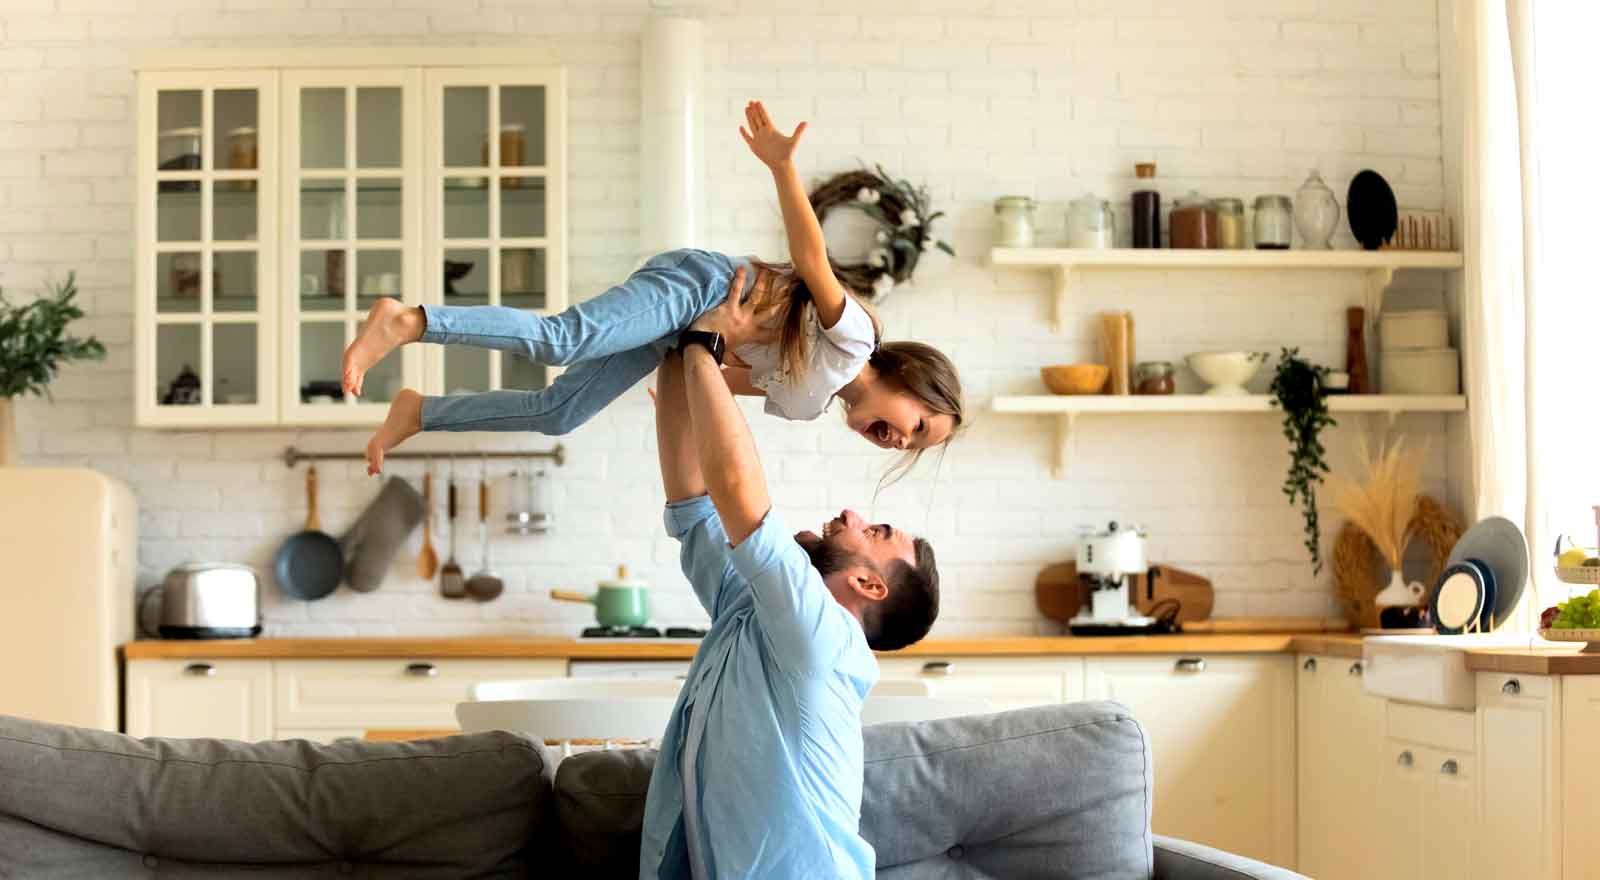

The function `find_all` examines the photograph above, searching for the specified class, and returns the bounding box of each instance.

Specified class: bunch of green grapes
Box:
[1543,589,1600,629]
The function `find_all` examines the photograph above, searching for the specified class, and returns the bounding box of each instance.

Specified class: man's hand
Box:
[690,266,773,350]
[739,100,806,171]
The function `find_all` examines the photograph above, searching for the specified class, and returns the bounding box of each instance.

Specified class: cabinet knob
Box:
[1440,759,1459,776]
[1502,678,1521,696]
[1302,658,1317,672]
[1397,750,1414,767]
[404,662,438,678]
[921,661,954,676]
[1349,661,1364,676]
[183,663,216,677]
[1175,658,1206,673]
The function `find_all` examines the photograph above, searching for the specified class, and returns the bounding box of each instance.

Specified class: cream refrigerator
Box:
[0,468,137,730]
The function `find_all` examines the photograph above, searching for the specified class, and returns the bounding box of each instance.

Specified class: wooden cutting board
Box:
[1035,562,1087,625]
[1135,565,1216,623]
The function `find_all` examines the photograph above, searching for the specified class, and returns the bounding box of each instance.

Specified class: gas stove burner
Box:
[579,625,707,639]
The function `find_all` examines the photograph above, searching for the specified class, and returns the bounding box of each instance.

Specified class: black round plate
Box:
[1347,169,1398,250]
[273,530,343,600]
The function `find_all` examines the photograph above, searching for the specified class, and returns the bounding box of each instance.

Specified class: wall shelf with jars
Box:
[135,52,566,428]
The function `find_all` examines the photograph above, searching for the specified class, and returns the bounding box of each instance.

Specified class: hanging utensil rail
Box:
[281,445,565,469]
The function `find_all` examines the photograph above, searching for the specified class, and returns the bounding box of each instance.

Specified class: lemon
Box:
[1559,547,1588,568]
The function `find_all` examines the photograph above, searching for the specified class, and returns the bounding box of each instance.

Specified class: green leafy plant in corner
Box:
[1269,347,1336,573]
[0,273,105,399]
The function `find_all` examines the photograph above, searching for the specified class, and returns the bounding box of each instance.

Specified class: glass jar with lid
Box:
[1066,194,1116,249]
[992,196,1036,248]
[1135,361,1176,395]
[1252,195,1294,249]
[1170,192,1218,249]
[1214,198,1246,249]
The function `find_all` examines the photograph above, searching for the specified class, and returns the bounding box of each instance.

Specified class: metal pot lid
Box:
[599,564,648,590]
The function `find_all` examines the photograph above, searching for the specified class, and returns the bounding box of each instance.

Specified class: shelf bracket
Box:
[1051,266,1075,332]
[1052,413,1077,478]
[1364,267,1396,321]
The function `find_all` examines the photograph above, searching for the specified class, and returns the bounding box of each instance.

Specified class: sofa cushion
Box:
[0,714,552,878]
[554,701,1153,879]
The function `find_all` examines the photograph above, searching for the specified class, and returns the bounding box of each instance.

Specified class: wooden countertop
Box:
[123,633,1368,661]
[1463,647,1599,675]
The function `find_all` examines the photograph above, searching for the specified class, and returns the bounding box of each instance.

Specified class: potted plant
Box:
[0,273,105,466]
[1268,348,1335,572]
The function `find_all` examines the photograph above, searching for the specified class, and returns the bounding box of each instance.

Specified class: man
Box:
[638,267,941,879]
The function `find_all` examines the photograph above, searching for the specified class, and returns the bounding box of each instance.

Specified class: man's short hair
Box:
[864,537,939,651]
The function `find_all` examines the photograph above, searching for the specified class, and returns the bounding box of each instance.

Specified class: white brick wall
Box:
[3,0,1450,638]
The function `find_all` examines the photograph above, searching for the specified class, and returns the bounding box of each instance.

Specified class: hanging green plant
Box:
[1269,347,1336,573]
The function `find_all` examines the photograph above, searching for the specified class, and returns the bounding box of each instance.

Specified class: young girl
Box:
[344,101,964,475]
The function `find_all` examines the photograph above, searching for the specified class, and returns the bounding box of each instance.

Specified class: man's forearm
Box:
[656,352,706,503]
[681,345,769,544]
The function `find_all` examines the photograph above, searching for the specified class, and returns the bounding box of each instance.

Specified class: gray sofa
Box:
[0,702,1304,879]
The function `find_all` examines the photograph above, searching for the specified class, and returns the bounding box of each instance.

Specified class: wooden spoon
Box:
[416,467,439,580]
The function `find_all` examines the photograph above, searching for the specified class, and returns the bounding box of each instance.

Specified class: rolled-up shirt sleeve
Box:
[728,509,854,675]
[664,495,743,620]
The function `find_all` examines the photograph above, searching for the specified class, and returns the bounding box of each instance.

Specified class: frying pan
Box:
[273,464,343,600]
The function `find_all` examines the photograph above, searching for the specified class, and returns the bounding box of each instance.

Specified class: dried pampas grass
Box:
[1326,434,1427,573]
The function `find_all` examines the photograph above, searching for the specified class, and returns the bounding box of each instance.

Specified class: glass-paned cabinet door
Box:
[136,72,278,426]
[281,70,423,425]
[425,69,566,398]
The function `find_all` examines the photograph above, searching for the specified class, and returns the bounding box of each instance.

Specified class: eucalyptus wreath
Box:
[808,165,954,302]
[0,273,104,399]
[1269,348,1336,573]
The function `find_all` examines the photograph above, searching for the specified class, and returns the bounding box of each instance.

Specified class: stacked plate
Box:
[1429,516,1528,634]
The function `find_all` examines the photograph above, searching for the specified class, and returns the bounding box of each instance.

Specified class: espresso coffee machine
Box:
[1069,521,1159,635]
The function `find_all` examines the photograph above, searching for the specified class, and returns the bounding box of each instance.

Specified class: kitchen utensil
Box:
[1430,559,1494,635]
[551,565,650,628]
[993,196,1036,248]
[1035,562,1088,625]
[1447,516,1529,629]
[507,466,553,535]
[1135,565,1215,623]
[1251,195,1293,249]
[1380,347,1460,394]
[418,467,438,579]
[1346,307,1373,394]
[440,463,466,599]
[157,563,261,639]
[1380,309,1449,351]
[1187,351,1267,396]
[466,476,504,601]
[339,477,425,592]
[272,465,343,601]
[1071,521,1152,629]
[1041,364,1109,395]
[1294,170,1340,249]
[1181,617,1352,633]
[1348,169,1399,250]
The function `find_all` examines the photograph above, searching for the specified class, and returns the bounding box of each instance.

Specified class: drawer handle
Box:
[1397,750,1414,767]
[1502,679,1521,696]
[184,663,215,677]
[404,663,438,678]
[1302,658,1317,672]
[1175,658,1206,673]
[1349,661,1363,677]
[921,661,954,676]
[1440,759,1459,776]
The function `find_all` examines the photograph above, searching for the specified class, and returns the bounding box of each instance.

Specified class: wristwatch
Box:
[677,329,726,366]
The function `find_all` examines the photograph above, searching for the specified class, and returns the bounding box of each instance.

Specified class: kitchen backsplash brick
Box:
[4,0,1451,638]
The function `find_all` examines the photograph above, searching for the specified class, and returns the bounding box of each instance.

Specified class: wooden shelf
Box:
[990,247,1464,330]
[992,394,1467,477]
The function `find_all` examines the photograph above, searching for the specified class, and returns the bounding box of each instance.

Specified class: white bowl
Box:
[1187,351,1267,396]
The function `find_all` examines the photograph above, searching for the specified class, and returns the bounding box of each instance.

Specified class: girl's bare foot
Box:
[365,389,423,475]
[343,298,423,397]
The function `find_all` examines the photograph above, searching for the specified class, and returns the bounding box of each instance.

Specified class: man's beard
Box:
[799,532,859,576]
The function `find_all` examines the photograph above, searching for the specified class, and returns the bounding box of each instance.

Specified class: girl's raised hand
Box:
[739,100,807,169]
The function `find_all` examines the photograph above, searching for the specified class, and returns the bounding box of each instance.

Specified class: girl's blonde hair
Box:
[868,340,966,488]
[749,261,882,385]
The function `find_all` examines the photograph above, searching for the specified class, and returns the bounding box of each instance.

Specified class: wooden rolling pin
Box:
[1182,617,1352,634]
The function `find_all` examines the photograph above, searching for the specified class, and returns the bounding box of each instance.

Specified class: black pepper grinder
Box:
[1132,162,1160,248]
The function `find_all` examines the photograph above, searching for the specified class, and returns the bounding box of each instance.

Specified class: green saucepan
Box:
[551,565,650,629]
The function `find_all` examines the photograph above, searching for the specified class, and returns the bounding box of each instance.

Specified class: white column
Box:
[639,14,704,262]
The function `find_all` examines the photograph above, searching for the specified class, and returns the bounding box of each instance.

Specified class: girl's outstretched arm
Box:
[740,100,851,330]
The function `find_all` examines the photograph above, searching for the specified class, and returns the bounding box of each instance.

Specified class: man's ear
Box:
[849,568,889,602]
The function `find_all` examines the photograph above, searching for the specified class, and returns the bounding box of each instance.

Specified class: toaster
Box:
[159,563,262,639]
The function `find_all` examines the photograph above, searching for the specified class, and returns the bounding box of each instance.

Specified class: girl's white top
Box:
[733,291,877,422]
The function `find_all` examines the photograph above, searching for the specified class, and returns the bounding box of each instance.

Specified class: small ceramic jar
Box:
[993,196,1037,248]
[1252,195,1294,249]
[1135,361,1176,395]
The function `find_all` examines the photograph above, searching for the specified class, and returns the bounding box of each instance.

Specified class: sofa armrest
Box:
[1153,835,1308,880]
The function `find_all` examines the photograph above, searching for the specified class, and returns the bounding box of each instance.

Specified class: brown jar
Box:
[1170,192,1218,249]
[1135,361,1176,395]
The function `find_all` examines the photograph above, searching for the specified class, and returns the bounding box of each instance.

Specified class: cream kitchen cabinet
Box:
[1083,654,1296,867]
[1373,702,1477,880]
[274,657,563,734]
[135,52,567,428]
[1563,677,1600,876]
[876,656,1083,711]
[1477,672,1560,880]
[1296,655,1384,880]
[126,658,274,741]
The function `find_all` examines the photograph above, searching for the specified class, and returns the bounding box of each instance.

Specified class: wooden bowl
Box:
[1041,364,1109,395]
